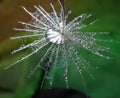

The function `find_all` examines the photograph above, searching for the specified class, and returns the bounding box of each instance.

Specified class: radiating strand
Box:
[40,67,49,88]
[12,38,45,54]
[18,21,47,30]
[79,56,95,79]
[62,43,69,88]
[21,6,50,28]
[70,45,95,79]
[71,32,111,43]
[65,21,83,32]
[28,43,55,78]
[49,44,60,88]
[39,44,56,88]
[10,34,43,40]
[76,19,97,30]
[57,0,63,9]
[68,45,88,95]
[96,39,113,43]
[66,14,93,31]
[88,19,97,26]
[14,28,41,33]
[64,10,72,25]
[73,33,110,59]
[82,43,110,59]
[57,0,65,25]
[38,5,56,25]
[4,42,50,70]
[65,14,87,29]
[34,5,57,28]
[94,45,110,53]
[39,45,57,88]
[75,32,110,36]
[78,35,110,52]
[67,31,110,60]
[85,43,110,59]
[46,45,57,68]
[50,3,60,27]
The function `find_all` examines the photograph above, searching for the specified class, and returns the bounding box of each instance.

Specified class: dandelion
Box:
[5,0,111,90]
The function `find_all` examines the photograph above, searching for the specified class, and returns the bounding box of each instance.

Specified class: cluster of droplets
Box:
[5,0,112,91]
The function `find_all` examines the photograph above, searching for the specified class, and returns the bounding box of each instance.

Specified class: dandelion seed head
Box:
[5,0,112,91]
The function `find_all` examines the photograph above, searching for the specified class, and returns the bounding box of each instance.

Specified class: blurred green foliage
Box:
[0,0,120,98]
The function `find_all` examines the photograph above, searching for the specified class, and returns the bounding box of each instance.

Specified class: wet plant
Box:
[4,0,112,91]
